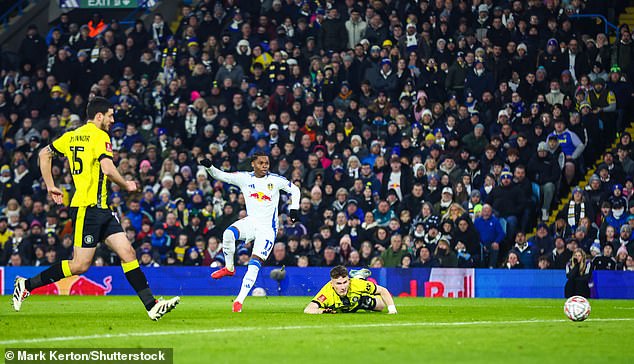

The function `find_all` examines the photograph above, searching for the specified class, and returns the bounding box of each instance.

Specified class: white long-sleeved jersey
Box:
[204,165,301,228]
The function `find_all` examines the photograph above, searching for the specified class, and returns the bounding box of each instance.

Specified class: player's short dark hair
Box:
[86,97,112,120]
[329,265,348,279]
[251,151,269,163]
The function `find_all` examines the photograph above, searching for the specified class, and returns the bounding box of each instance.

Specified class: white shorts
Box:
[230,216,276,260]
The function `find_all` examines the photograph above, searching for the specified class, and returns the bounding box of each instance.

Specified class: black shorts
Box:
[70,206,124,248]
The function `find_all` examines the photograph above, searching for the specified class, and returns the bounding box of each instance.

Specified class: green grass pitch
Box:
[2,296,634,363]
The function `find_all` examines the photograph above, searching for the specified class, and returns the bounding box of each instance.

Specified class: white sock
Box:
[223,228,238,271]
[235,259,261,303]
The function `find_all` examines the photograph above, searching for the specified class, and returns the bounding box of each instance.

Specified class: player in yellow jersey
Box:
[12,97,180,320]
[304,265,398,314]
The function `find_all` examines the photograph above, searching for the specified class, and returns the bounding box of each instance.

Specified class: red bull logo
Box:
[31,275,113,296]
[249,191,272,202]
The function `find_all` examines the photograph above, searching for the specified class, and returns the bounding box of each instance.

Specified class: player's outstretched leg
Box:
[121,260,180,320]
[233,257,262,312]
[13,259,76,311]
[350,268,372,280]
[107,232,180,320]
[211,227,239,279]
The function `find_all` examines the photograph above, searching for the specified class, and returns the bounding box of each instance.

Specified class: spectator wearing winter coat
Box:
[215,54,244,85]
[319,8,347,53]
[344,7,366,50]
[465,61,495,100]
[474,204,505,268]
[529,223,555,257]
[528,141,561,221]
[565,248,592,298]
[485,169,525,242]
[511,232,536,269]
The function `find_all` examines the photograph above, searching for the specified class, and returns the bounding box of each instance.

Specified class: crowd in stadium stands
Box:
[1,0,634,271]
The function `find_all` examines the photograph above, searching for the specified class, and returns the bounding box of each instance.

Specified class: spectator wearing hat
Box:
[0,216,12,250]
[464,189,483,220]
[453,215,482,259]
[367,59,398,99]
[603,199,630,233]
[590,61,610,83]
[381,155,411,201]
[616,224,634,256]
[0,164,20,208]
[434,187,455,217]
[140,249,160,268]
[486,169,525,243]
[588,76,617,144]
[445,51,469,100]
[607,183,628,211]
[539,38,564,81]
[607,65,633,134]
[530,222,556,257]
[598,150,626,185]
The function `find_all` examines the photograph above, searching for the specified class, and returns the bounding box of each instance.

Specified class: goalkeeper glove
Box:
[198,158,213,168]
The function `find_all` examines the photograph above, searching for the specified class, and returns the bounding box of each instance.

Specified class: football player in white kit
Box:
[199,152,300,312]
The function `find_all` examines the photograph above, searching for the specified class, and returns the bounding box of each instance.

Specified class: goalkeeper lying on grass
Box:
[304,265,397,314]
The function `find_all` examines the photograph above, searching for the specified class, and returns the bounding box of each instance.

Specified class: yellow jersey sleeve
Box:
[311,282,336,308]
[50,132,70,158]
[350,278,377,295]
[93,129,113,161]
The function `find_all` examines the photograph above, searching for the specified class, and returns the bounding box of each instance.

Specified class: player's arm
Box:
[96,130,136,192]
[376,284,397,314]
[198,158,242,185]
[39,144,63,204]
[303,301,336,314]
[304,301,323,314]
[279,177,301,222]
[100,158,137,192]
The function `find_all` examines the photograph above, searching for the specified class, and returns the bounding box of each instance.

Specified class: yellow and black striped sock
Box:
[122,260,156,311]
[26,260,73,291]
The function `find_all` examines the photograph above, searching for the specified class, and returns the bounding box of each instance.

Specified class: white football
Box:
[564,296,591,321]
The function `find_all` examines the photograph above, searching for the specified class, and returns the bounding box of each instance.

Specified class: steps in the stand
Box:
[529,124,634,238]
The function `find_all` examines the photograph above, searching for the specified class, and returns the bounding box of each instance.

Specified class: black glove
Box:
[289,209,299,223]
[198,158,213,168]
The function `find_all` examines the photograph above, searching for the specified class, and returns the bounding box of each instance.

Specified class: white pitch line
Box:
[1,318,633,345]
